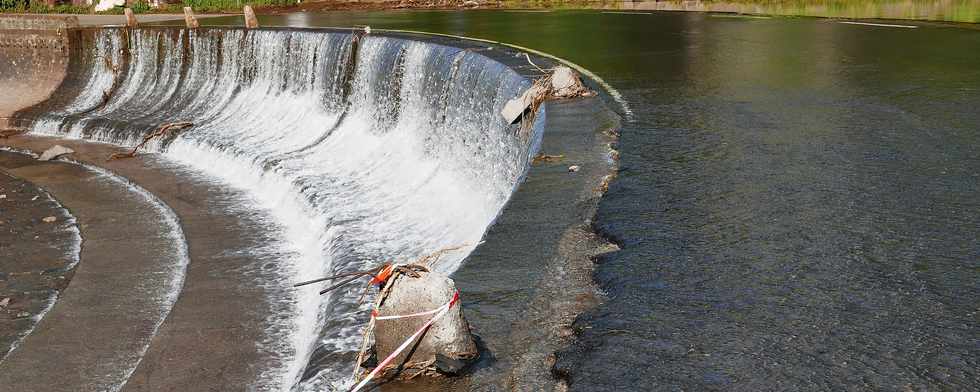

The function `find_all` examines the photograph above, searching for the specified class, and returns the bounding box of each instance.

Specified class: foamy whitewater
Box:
[19,27,544,390]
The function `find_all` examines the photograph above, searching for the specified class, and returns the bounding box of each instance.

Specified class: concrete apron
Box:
[0,136,297,391]
[0,169,80,362]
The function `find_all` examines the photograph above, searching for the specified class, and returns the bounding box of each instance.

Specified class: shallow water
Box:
[162,11,980,390]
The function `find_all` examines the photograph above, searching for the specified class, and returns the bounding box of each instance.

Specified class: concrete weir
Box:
[0,15,619,392]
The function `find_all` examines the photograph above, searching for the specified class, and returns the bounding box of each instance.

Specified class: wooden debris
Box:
[500,58,596,134]
[532,153,565,164]
[107,122,193,161]
[0,128,26,139]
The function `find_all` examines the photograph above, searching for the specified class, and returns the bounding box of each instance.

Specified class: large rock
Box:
[372,270,477,375]
[550,66,592,98]
[38,145,74,161]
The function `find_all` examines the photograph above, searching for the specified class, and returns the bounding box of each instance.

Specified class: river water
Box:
[168,11,979,391]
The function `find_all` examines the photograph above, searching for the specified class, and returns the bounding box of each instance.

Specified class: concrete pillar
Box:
[183,7,199,29]
[124,8,138,28]
[243,5,259,29]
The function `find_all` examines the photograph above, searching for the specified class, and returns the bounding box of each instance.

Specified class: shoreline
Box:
[3,0,979,26]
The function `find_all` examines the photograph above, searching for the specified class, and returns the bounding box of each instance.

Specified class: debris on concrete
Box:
[502,83,549,125]
[596,173,617,193]
[550,66,594,98]
[108,121,193,161]
[0,128,26,139]
[532,153,565,164]
[38,145,74,161]
[501,61,595,130]
[568,165,581,173]
[42,216,57,223]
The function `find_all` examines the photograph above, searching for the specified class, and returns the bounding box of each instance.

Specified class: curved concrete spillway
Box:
[4,26,545,391]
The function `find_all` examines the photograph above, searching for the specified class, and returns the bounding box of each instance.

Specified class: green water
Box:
[502,0,980,23]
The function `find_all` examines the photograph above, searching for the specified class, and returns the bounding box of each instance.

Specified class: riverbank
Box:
[503,0,980,23]
[4,0,979,23]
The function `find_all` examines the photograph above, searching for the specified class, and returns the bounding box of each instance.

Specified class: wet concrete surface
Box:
[0,137,300,391]
[0,168,78,362]
[0,149,186,391]
[378,97,620,391]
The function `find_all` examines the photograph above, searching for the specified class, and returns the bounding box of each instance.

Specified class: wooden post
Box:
[243,5,259,29]
[183,7,199,29]
[124,8,138,28]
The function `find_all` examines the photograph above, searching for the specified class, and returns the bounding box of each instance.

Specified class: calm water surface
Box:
[179,11,980,390]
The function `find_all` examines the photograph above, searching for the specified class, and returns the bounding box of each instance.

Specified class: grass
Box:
[0,0,297,14]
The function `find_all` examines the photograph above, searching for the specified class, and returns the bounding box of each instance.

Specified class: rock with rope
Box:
[368,270,477,379]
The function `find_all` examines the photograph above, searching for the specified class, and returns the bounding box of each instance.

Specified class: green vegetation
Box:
[0,0,91,13]
[503,0,980,23]
[178,0,295,13]
[0,0,296,14]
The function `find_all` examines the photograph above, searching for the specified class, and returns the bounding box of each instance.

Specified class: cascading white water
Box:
[20,27,544,390]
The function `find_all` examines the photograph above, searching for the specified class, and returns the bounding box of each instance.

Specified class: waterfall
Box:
[17,27,544,390]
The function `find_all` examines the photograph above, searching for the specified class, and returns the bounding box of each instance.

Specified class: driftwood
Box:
[0,128,26,139]
[502,56,595,137]
[107,122,193,161]
[532,153,565,164]
[295,243,476,298]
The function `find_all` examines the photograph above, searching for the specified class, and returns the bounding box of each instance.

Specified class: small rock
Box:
[38,145,74,161]
[0,297,9,308]
[16,311,30,318]
[0,194,6,199]
[568,165,580,173]
[42,216,57,223]
[433,353,467,374]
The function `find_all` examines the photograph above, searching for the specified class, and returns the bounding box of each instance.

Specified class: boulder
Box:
[550,66,592,98]
[372,270,477,376]
[38,145,73,161]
